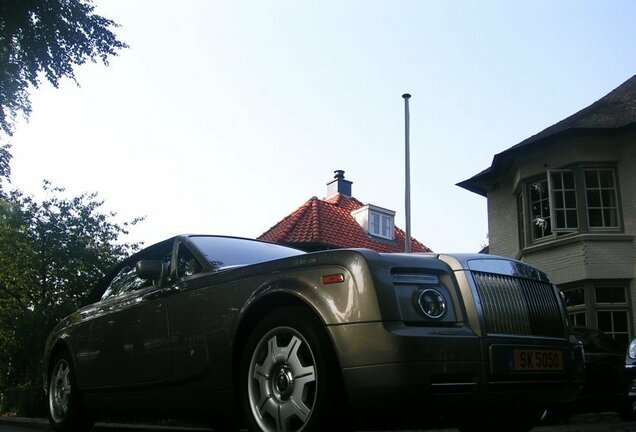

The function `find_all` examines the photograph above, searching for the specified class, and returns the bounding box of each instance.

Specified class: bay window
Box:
[519,166,621,246]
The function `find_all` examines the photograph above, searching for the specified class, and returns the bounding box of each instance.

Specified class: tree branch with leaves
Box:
[0,0,128,140]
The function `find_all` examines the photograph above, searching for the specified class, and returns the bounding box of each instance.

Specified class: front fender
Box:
[241,257,383,326]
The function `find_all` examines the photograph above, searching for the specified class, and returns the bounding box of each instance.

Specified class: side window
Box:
[101,264,151,300]
[177,243,203,279]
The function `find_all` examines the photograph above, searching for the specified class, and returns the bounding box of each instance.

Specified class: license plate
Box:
[511,349,563,371]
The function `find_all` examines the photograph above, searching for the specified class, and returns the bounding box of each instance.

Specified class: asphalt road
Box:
[3,413,636,432]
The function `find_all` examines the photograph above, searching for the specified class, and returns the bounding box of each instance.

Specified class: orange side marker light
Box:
[321,274,345,284]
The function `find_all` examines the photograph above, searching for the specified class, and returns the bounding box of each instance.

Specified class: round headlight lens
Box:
[417,288,446,319]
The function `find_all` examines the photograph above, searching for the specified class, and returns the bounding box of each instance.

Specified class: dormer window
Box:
[370,212,392,238]
[351,205,395,240]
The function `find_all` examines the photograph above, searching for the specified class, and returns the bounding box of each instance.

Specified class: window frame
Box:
[527,177,553,241]
[569,311,587,327]
[176,243,204,279]
[369,212,381,237]
[596,309,630,347]
[351,204,396,241]
[547,169,579,233]
[584,168,621,230]
[368,211,394,240]
[561,280,631,347]
[518,164,622,247]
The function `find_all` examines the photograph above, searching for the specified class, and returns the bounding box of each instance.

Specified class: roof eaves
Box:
[456,166,492,197]
[457,74,636,197]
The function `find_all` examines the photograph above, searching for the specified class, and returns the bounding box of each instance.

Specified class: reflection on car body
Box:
[43,234,584,432]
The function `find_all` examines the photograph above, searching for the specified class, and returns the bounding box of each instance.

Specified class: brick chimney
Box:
[326,170,352,198]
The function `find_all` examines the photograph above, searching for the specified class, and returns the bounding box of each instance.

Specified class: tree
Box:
[0,143,10,185]
[0,0,132,405]
[0,180,143,390]
[0,0,127,140]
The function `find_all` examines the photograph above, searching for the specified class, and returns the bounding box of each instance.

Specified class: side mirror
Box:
[136,260,168,287]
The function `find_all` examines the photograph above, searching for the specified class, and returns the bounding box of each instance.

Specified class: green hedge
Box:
[0,386,47,417]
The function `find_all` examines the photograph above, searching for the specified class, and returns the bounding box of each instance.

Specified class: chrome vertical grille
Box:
[472,272,565,338]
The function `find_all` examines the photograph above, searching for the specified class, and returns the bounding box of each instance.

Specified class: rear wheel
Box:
[240,306,351,432]
[48,351,94,432]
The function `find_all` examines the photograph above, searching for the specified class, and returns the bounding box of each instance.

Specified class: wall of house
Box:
[522,241,586,282]
[617,129,636,332]
[522,236,633,283]
[486,176,518,259]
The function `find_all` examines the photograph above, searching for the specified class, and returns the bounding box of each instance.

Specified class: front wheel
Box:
[47,351,94,432]
[240,307,350,432]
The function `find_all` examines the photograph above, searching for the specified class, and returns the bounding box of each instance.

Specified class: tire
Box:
[619,396,636,421]
[239,306,351,432]
[47,351,95,432]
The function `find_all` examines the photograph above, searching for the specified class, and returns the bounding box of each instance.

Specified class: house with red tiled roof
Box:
[258,170,431,253]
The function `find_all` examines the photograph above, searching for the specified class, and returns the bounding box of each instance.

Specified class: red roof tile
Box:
[259,194,431,253]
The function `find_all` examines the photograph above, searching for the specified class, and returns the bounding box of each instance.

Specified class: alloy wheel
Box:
[247,326,317,432]
[49,358,72,424]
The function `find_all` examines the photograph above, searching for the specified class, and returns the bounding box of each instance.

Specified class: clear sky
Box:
[7,0,636,253]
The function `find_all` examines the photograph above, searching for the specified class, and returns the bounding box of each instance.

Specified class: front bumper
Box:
[327,321,583,416]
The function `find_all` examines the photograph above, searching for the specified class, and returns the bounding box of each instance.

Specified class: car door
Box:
[165,241,233,388]
[84,257,171,387]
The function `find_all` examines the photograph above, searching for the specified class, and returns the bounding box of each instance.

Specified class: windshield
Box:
[189,236,304,268]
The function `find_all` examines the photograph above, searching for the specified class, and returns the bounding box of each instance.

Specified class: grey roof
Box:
[457,74,636,196]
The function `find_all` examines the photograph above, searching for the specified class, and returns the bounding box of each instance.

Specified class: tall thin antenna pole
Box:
[403,93,412,253]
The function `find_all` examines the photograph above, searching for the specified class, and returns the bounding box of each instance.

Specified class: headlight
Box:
[417,288,447,319]
[629,338,636,360]
[392,270,456,323]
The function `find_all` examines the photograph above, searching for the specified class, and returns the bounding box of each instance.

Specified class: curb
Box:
[0,416,214,431]
[0,416,49,430]
[4,413,636,432]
